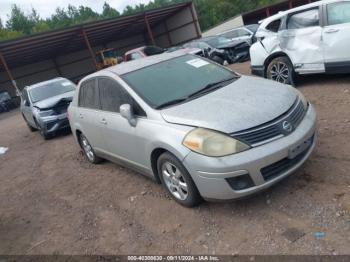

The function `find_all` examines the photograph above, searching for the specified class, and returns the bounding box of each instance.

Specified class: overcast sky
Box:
[0,0,152,24]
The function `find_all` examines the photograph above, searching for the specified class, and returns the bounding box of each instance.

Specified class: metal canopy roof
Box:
[0,2,192,70]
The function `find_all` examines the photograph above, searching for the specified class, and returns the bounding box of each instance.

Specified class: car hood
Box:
[33,91,75,110]
[160,76,297,134]
[216,40,248,49]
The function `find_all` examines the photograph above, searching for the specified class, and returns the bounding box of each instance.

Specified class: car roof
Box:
[25,77,70,91]
[261,0,341,26]
[94,50,191,76]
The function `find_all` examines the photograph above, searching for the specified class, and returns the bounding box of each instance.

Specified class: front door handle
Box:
[325,28,339,33]
[100,118,107,125]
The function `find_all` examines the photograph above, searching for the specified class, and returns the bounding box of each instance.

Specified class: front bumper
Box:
[183,104,317,200]
[38,113,70,134]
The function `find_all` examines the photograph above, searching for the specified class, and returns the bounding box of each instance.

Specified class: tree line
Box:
[0,0,278,41]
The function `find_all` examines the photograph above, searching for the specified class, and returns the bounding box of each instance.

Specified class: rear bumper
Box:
[251,65,265,77]
[183,104,317,200]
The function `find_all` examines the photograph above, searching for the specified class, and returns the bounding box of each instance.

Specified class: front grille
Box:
[261,135,314,181]
[231,98,306,146]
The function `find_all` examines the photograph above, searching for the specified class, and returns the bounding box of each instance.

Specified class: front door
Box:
[322,0,350,73]
[97,77,149,172]
[279,7,324,74]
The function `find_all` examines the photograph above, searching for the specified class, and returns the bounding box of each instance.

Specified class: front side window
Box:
[266,19,281,32]
[122,55,238,109]
[79,79,100,109]
[29,79,75,103]
[98,78,145,116]
[288,8,320,29]
[327,2,350,25]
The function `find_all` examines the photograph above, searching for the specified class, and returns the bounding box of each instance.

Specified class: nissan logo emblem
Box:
[282,121,293,133]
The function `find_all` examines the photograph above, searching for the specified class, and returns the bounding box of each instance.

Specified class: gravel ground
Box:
[0,62,349,255]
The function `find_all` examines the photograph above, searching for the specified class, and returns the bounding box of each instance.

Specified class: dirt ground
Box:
[0,62,349,255]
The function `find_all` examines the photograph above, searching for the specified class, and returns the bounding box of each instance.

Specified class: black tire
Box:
[78,133,102,164]
[39,129,51,140]
[266,56,296,86]
[157,152,203,207]
[211,56,224,65]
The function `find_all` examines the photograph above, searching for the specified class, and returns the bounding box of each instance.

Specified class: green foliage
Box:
[0,0,278,41]
[102,2,120,18]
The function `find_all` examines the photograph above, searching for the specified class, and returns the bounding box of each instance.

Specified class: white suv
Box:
[250,0,350,85]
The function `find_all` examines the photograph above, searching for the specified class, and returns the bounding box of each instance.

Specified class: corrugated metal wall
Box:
[0,5,200,96]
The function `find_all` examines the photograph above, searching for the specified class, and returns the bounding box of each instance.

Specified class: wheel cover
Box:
[81,136,94,161]
[269,62,290,84]
[161,162,188,201]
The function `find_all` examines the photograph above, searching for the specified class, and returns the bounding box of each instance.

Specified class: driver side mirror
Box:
[120,104,137,127]
[23,99,30,107]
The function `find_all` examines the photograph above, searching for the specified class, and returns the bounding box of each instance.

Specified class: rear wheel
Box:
[79,133,102,164]
[266,56,296,86]
[157,152,202,207]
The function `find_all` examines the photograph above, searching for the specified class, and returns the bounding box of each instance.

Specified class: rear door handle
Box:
[325,28,339,33]
[100,118,107,125]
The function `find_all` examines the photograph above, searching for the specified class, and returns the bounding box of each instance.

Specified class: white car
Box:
[250,0,350,85]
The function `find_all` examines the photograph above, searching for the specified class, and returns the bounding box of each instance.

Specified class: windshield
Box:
[29,79,75,103]
[204,36,232,48]
[103,49,116,58]
[122,55,238,108]
[246,24,259,33]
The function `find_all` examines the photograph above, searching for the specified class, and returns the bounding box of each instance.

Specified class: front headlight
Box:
[182,128,250,157]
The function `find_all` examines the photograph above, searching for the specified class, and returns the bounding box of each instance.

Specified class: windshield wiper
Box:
[187,76,238,99]
[156,97,189,109]
[155,76,238,110]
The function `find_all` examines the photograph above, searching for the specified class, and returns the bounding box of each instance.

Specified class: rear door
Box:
[279,6,324,74]
[77,78,105,151]
[97,77,149,172]
[322,0,350,73]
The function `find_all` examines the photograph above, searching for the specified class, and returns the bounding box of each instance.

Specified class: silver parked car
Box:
[68,52,317,207]
[21,77,76,139]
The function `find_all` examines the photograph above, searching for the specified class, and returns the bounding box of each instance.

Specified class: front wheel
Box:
[79,133,102,164]
[266,56,296,86]
[157,152,203,207]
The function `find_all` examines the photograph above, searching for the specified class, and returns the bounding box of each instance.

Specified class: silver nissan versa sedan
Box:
[68,51,317,207]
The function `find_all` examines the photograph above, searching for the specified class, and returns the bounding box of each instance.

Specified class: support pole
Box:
[0,52,20,96]
[164,21,173,47]
[266,7,271,17]
[189,4,201,38]
[288,0,293,9]
[82,28,98,70]
[144,14,155,45]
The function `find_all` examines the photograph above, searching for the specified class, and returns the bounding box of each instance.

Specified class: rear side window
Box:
[288,8,319,29]
[266,19,281,32]
[79,79,100,109]
[98,77,146,116]
[327,2,350,25]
